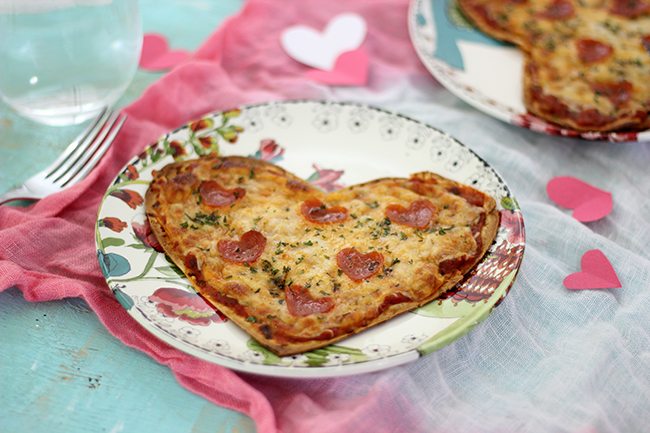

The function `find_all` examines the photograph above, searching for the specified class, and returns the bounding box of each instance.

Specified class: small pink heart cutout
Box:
[547,176,613,223]
[564,249,621,290]
[305,47,369,86]
[139,33,191,71]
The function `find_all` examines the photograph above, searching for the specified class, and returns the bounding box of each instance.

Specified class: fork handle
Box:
[0,185,37,206]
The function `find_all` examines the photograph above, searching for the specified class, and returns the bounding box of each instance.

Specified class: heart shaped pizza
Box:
[457,0,650,132]
[145,156,499,355]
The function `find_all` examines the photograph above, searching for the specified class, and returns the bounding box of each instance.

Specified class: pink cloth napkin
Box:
[0,1,428,432]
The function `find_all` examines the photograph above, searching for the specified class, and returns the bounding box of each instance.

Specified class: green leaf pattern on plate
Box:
[94,102,525,375]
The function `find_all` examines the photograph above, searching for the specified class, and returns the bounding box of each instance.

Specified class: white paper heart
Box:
[281,13,367,71]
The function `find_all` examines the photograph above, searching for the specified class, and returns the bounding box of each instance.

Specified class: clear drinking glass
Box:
[0,0,142,126]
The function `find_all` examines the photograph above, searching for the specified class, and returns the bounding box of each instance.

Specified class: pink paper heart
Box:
[547,176,613,222]
[139,33,191,71]
[564,249,621,290]
[305,47,368,86]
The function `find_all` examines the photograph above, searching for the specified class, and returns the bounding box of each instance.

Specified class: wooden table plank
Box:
[1,1,257,431]
[0,288,256,433]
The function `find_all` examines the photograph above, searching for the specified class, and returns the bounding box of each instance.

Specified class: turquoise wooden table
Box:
[0,2,257,432]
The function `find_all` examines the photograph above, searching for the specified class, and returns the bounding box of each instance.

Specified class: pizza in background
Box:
[458,0,650,132]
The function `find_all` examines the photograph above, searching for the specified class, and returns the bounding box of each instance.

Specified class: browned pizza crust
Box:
[458,0,650,132]
[146,155,499,356]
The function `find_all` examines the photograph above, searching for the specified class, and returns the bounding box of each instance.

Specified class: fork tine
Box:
[44,107,110,178]
[52,111,120,185]
[47,110,114,182]
[58,114,126,187]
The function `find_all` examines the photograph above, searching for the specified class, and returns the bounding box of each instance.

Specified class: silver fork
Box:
[0,108,126,205]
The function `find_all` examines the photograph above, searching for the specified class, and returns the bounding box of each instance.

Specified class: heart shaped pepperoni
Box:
[336,247,384,282]
[385,199,436,229]
[539,0,575,19]
[285,284,335,316]
[610,0,650,18]
[576,39,613,64]
[591,81,632,108]
[199,180,245,207]
[300,198,348,224]
[217,230,266,264]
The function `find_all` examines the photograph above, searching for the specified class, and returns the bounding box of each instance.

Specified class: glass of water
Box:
[0,0,141,126]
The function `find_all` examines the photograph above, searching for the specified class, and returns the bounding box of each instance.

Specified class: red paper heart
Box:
[139,33,191,71]
[564,249,621,290]
[305,47,369,86]
[546,176,613,222]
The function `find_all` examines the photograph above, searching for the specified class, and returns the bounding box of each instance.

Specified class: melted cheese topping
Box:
[146,156,497,355]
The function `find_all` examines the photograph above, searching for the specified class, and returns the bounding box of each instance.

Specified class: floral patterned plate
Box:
[408,0,650,143]
[96,100,525,378]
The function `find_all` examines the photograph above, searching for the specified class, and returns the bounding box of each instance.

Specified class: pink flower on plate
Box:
[168,140,186,158]
[500,209,525,245]
[132,220,164,252]
[148,287,226,326]
[253,139,284,162]
[307,164,344,192]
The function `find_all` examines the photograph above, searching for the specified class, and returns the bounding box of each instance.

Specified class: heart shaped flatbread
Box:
[145,156,499,355]
[457,0,650,132]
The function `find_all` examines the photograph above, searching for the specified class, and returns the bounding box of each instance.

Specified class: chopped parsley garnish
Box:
[303,240,314,246]
[370,217,392,239]
[383,257,401,276]
[246,316,257,323]
[261,259,275,274]
[186,211,220,226]
[438,226,454,235]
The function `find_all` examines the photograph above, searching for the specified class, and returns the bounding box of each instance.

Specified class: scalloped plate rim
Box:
[95,99,526,378]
